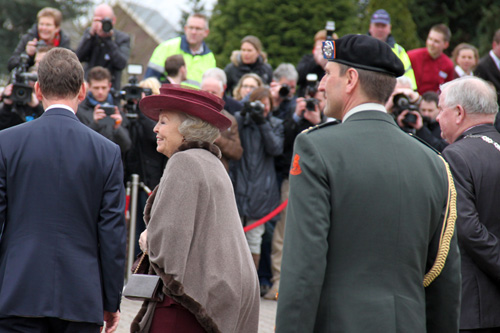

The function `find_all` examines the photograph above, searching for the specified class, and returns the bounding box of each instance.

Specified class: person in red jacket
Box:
[408,24,454,94]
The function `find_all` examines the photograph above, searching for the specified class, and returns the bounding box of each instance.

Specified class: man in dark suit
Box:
[474,28,500,132]
[0,48,126,332]
[276,35,461,332]
[437,76,500,332]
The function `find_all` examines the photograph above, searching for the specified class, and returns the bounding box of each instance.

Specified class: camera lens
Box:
[101,19,113,33]
[279,84,291,98]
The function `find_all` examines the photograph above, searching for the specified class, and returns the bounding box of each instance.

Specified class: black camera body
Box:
[100,104,116,116]
[101,18,113,33]
[305,98,319,112]
[241,100,265,118]
[9,53,37,104]
[392,93,420,127]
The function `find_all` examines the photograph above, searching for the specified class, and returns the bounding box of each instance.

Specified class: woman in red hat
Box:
[130,85,260,333]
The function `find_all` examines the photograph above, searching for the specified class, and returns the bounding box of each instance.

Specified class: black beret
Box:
[322,34,405,77]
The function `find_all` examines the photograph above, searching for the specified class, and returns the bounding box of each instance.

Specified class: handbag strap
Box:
[423,156,457,287]
[134,251,148,274]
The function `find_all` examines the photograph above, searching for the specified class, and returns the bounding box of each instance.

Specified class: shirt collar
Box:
[343,103,387,121]
[489,50,500,71]
[45,104,76,114]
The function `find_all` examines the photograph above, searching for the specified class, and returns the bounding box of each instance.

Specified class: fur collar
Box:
[175,141,222,159]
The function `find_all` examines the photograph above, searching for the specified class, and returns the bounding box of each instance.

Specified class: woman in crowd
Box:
[232,73,264,101]
[8,7,71,71]
[224,35,273,95]
[452,43,479,78]
[233,87,284,270]
[131,85,260,333]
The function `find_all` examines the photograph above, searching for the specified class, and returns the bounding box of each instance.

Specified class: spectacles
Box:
[186,26,205,31]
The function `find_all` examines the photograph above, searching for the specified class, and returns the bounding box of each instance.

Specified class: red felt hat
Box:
[139,84,231,131]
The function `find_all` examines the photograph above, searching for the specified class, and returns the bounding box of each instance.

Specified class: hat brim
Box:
[371,19,390,24]
[139,95,232,132]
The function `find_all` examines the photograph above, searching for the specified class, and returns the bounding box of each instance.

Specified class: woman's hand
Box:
[139,229,148,253]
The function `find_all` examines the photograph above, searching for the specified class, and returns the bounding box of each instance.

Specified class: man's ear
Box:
[34,82,43,101]
[77,83,87,103]
[345,68,359,94]
[455,104,466,124]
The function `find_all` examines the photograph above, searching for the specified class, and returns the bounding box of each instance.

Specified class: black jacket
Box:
[232,112,284,219]
[443,124,500,329]
[224,53,273,96]
[77,96,132,153]
[7,24,71,72]
[76,28,130,90]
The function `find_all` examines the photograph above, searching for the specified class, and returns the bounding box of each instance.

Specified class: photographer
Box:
[396,91,448,152]
[0,83,43,131]
[233,87,284,272]
[389,78,448,151]
[77,66,131,153]
[7,7,70,72]
[75,4,130,90]
[270,63,298,120]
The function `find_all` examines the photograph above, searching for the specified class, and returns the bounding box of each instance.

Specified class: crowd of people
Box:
[1,3,500,332]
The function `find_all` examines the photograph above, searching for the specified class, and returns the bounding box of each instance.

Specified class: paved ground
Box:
[117,296,277,332]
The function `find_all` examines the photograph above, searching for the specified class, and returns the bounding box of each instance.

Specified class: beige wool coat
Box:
[131,142,260,333]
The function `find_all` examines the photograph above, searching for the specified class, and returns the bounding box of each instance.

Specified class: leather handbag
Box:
[123,252,163,302]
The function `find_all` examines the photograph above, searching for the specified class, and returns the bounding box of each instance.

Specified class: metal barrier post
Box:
[126,174,140,281]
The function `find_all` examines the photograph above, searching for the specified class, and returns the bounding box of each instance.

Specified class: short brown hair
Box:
[338,64,396,104]
[493,29,500,44]
[37,7,62,27]
[164,55,185,77]
[187,13,209,29]
[38,48,83,99]
[430,24,451,42]
[451,43,479,65]
[249,87,273,110]
[88,66,112,83]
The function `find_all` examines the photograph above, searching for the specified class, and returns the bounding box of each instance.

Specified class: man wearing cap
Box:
[276,34,461,332]
[368,9,417,91]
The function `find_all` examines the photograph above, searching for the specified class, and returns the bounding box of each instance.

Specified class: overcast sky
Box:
[102,0,218,30]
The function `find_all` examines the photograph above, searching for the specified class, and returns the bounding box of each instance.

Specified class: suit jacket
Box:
[474,54,500,104]
[442,124,500,329]
[276,110,461,332]
[0,108,126,324]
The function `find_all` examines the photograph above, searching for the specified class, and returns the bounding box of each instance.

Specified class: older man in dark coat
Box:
[438,76,500,332]
[276,35,461,332]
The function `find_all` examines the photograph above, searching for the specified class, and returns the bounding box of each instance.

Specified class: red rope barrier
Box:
[243,199,288,233]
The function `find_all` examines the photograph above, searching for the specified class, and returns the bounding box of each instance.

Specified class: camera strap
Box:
[423,156,457,287]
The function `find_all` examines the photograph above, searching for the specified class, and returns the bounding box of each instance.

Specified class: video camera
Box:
[120,64,152,118]
[392,93,420,127]
[9,53,37,104]
[240,100,265,118]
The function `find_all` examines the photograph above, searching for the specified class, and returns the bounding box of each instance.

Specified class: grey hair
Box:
[178,113,220,143]
[440,76,498,115]
[273,63,298,83]
[202,67,227,86]
[396,76,412,89]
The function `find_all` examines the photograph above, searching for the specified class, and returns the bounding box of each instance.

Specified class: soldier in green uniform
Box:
[276,34,461,332]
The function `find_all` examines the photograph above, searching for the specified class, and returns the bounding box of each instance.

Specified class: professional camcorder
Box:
[240,100,265,118]
[120,64,152,118]
[10,53,37,104]
[392,93,419,127]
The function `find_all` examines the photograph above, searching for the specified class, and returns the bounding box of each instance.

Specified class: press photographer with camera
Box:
[7,7,70,72]
[0,82,43,131]
[388,77,448,151]
[233,87,284,271]
[76,4,130,91]
[77,66,131,153]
